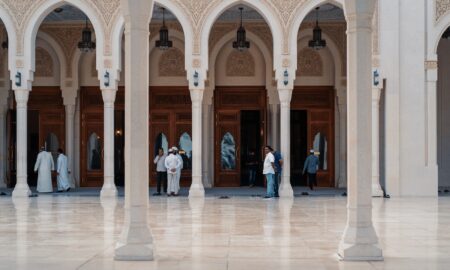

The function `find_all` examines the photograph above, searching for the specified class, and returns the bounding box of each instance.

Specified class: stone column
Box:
[336,88,347,188]
[372,87,383,196]
[115,0,153,261]
[65,104,76,188]
[0,90,8,188]
[202,103,211,188]
[278,87,294,198]
[12,89,31,197]
[338,0,382,260]
[425,63,438,192]
[270,103,279,150]
[189,88,205,197]
[101,88,118,197]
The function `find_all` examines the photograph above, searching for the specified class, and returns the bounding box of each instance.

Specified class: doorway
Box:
[240,110,263,186]
[291,110,308,186]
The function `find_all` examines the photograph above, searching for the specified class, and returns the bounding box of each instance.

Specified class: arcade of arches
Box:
[1,0,450,264]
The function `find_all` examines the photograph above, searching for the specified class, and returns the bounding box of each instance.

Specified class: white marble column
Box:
[202,103,211,188]
[115,0,153,261]
[425,65,438,192]
[338,0,382,260]
[372,87,383,197]
[12,89,31,197]
[101,88,118,197]
[65,104,76,188]
[270,103,279,151]
[336,88,347,188]
[189,88,205,197]
[278,87,294,198]
[0,90,8,188]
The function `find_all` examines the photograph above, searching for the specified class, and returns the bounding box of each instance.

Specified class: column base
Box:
[338,224,383,261]
[12,182,31,197]
[279,179,294,198]
[372,185,384,197]
[189,178,205,198]
[100,185,118,197]
[115,224,153,261]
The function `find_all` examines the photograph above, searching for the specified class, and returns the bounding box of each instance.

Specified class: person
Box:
[272,149,283,197]
[263,146,276,199]
[56,148,71,192]
[246,150,258,187]
[173,146,183,194]
[34,147,55,193]
[165,148,182,196]
[303,149,320,190]
[153,148,167,196]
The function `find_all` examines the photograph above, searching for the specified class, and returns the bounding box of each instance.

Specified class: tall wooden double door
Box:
[214,86,266,187]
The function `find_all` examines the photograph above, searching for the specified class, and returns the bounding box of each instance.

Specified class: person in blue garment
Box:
[303,149,320,190]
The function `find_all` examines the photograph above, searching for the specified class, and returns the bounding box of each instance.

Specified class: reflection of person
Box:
[56,148,71,192]
[91,149,101,170]
[246,150,258,187]
[272,149,283,197]
[303,149,320,190]
[164,148,182,196]
[34,147,55,193]
[263,146,276,199]
[153,148,167,196]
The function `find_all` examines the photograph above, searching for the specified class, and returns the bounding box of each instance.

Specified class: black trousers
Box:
[308,173,317,190]
[156,171,167,193]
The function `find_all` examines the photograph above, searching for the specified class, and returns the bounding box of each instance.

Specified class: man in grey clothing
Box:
[303,149,320,190]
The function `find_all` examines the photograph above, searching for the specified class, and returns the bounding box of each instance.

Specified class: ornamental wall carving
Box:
[158,47,186,77]
[436,0,450,22]
[226,50,255,77]
[297,47,323,77]
[35,47,53,77]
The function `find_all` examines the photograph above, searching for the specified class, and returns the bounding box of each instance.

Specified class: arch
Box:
[111,0,194,80]
[200,0,283,72]
[36,31,68,86]
[23,0,105,78]
[0,8,17,77]
[289,0,344,58]
[432,13,450,57]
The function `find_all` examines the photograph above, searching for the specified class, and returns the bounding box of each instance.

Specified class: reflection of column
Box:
[189,197,205,258]
[101,197,117,247]
[0,91,7,188]
[12,89,31,197]
[101,89,118,197]
[13,197,30,265]
[190,88,205,197]
[278,88,293,198]
[336,88,347,188]
[338,0,382,260]
[372,87,383,197]
[115,0,153,261]
[65,104,76,188]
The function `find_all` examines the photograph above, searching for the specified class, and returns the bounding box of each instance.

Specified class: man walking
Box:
[165,148,182,196]
[56,148,71,192]
[263,146,276,199]
[303,149,320,190]
[153,147,167,196]
[34,147,54,193]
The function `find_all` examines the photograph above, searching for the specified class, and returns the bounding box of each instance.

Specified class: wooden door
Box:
[81,113,104,187]
[215,111,241,187]
[149,112,171,185]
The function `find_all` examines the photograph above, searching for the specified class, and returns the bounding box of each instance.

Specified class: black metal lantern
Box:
[233,7,250,51]
[308,7,326,50]
[78,17,96,52]
[155,8,173,50]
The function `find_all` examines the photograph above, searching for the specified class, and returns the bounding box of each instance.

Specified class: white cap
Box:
[310,149,315,153]
[172,146,178,151]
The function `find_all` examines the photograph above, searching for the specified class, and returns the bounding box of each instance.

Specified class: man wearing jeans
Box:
[263,146,276,199]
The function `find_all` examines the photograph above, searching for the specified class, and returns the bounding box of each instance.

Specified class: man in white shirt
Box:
[263,145,276,199]
[153,148,167,196]
[164,148,182,196]
[34,147,55,193]
[56,148,71,192]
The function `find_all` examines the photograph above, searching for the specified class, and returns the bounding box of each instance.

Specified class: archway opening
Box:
[0,20,11,188]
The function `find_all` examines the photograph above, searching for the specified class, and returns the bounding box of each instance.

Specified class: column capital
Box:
[101,88,117,105]
[61,87,78,106]
[277,87,293,105]
[189,88,205,104]
[13,89,29,107]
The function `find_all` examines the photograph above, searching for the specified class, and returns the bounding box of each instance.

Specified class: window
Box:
[87,133,102,170]
[221,132,236,170]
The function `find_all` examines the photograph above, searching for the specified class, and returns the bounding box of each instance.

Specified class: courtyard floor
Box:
[0,189,449,269]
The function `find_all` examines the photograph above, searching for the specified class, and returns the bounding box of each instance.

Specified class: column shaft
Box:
[338,0,382,260]
[338,102,347,188]
[278,88,293,198]
[372,88,383,196]
[101,89,118,197]
[189,89,205,197]
[65,104,76,188]
[0,104,7,188]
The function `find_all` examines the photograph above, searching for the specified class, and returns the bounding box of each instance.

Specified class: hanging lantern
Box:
[78,16,96,53]
[308,7,326,50]
[155,8,173,50]
[233,7,250,51]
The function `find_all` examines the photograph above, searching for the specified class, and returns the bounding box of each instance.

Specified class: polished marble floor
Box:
[0,194,449,270]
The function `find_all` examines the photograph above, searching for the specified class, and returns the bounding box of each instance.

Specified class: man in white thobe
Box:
[56,148,71,192]
[172,146,183,194]
[165,149,182,196]
[34,147,54,193]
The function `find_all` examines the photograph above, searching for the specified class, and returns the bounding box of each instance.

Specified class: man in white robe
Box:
[165,149,182,196]
[56,148,71,192]
[34,147,55,193]
[172,146,183,194]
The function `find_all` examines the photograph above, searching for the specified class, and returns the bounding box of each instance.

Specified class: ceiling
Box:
[43,4,345,23]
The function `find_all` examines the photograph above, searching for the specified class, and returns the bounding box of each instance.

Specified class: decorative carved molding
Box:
[158,47,186,77]
[226,50,255,77]
[436,0,450,22]
[425,60,438,69]
[35,47,53,77]
[297,47,323,77]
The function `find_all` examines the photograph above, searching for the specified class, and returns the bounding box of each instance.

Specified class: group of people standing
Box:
[153,146,183,196]
[34,147,71,193]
